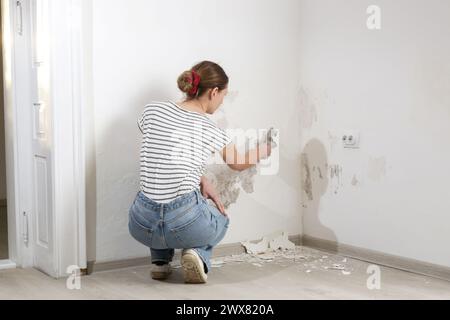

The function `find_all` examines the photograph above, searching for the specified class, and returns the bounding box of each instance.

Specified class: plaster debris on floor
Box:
[170,233,354,275]
[241,231,295,254]
[192,232,355,276]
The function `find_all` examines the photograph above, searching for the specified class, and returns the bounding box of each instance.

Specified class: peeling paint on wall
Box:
[300,139,329,204]
[301,153,313,201]
[329,164,343,194]
[203,164,257,209]
[351,175,359,186]
[203,128,281,208]
[318,167,324,179]
[330,165,342,180]
[368,157,386,181]
[313,166,324,179]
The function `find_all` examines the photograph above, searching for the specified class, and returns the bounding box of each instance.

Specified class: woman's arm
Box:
[220,142,272,171]
[200,176,227,216]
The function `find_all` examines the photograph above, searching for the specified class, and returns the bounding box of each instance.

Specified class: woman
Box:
[128,61,272,284]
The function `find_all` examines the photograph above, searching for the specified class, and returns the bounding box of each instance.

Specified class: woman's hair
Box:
[177,61,229,99]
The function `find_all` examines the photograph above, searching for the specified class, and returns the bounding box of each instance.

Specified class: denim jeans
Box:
[128,188,229,273]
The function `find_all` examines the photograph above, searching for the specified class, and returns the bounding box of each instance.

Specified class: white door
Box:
[7,0,86,277]
[29,0,55,276]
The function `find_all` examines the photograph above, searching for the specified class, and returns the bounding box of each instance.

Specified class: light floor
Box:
[0,206,7,260]
[1,246,449,300]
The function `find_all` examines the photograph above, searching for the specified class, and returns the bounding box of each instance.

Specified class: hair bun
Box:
[177,71,195,95]
[177,61,229,99]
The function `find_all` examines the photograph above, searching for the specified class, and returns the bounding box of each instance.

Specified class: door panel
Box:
[28,0,55,276]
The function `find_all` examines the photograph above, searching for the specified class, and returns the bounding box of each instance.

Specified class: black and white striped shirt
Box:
[138,101,231,203]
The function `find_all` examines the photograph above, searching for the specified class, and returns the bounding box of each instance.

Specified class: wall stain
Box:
[301,140,329,202]
[317,167,324,179]
[330,165,343,180]
[300,139,336,249]
[301,153,313,201]
[329,164,343,194]
[351,175,359,186]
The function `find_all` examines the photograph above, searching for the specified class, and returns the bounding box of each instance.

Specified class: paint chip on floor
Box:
[203,245,355,278]
[241,231,296,255]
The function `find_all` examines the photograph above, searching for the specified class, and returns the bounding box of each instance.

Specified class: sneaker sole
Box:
[151,271,171,280]
[181,252,207,284]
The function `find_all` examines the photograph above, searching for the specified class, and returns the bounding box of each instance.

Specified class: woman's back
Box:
[138,100,231,203]
[130,61,272,283]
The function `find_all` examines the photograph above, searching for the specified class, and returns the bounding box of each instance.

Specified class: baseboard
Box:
[89,235,302,274]
[88,234,449,282]
[0,259,16,270]
[0,199,6,207]
[301,235,450,282]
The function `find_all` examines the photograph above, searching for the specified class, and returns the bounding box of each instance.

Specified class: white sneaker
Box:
[181,249,208,284]
[150,264,172,280]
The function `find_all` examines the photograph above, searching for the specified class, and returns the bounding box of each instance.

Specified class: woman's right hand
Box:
[200,176,227,216]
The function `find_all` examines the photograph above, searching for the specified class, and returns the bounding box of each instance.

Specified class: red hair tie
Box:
[188,70,201,96]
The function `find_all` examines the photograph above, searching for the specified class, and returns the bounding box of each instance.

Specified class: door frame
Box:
[1,0,88,277]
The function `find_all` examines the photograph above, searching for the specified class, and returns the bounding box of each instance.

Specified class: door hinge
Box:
[16,1,23,36]
[22,211,29,245]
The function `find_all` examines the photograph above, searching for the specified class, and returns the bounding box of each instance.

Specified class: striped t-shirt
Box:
[137,101,232,203]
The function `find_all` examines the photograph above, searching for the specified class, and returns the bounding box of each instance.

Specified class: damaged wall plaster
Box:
[351,175,359,186]
[301,153,313,201]
[298,0,450,267]
[300,139,329,204]
[329,164,343,194]
[300,138,338,249]
[203,164,258,209]
[203,128,278,208]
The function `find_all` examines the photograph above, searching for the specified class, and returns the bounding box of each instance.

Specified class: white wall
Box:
[91,0,303,263]
[298,0,450,267]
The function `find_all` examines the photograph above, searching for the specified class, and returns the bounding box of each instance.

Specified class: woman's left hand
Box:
[200,176,227,217]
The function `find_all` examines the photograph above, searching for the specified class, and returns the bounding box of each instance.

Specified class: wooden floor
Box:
[1,247,449,300]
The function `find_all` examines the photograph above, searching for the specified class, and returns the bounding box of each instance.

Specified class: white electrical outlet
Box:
[342,130,360,149]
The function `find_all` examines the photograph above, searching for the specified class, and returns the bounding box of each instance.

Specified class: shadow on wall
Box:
[301,138,337,252]
[86,84,172,267]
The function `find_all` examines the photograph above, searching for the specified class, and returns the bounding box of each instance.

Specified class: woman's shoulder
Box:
[143,100,170,109]
[141,101,176,116]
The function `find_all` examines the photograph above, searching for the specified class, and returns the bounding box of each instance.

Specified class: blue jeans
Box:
[128,188,229,273]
